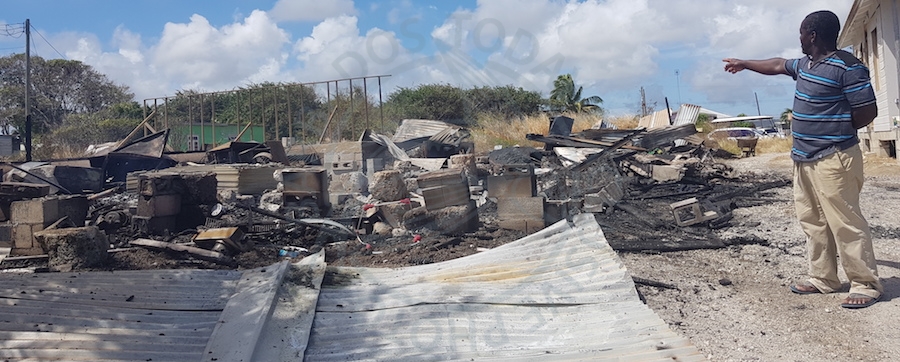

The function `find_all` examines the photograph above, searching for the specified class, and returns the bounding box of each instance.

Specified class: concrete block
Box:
[488,173,536,198]
[449,154,477,185]
[583,181,625,213]
[178,172,219,205]
[11,198,59,227]
[498,219,545,233]
[329,172,368,194]
[282,169,327,196]
[369,170,408,202]
[11,247,44,256]
[652,165,685,182]
[545,199,581,224]
[0,223,12,248]
[497,197,544,220]
[403,201,479,235]
[431,200,479,235]
[35,226,108,272]
[422,183,470,211]
[416,169,464,189]
[57,195,89,226]
[328,193,355,206]
[365,158,385,177]
[133,215,178,236]
[380,202,420,228]
[137,194,183,217]
[670,198,719,227]
[139,174,181,196]
[324,153,362,174]
[13,223,43,249]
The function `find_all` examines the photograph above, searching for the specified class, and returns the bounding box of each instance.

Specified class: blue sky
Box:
[2,0,853,118]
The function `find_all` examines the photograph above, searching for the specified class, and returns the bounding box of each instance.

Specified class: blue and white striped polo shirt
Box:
[784,50,876,162]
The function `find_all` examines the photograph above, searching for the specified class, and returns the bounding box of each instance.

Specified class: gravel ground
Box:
[619,152,900,362]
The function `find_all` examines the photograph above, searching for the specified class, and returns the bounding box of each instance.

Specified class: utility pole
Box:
[640,87,647,117]
[25,19,32,161]
[674,70,682,106]
[754,92,761,116]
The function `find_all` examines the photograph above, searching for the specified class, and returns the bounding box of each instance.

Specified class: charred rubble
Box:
[0,118,789,272]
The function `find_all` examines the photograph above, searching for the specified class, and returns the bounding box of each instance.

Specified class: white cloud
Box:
[151,10,290,91]
[292,15,433,84]
[13,0,856,115]
[422,0,853,112]
[269,0,357,22]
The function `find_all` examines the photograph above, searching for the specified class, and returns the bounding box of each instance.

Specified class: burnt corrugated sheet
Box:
[391,119,457,143]
[305,214,705,361]
[0,264,286,361]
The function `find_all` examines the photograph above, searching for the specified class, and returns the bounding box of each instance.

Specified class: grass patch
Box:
[471,112,600,153]
[713,137,793,156]
[470,111,793,156]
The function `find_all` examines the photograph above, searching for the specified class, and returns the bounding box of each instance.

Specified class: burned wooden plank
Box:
[129,238,235,266]
[525,133,647,151]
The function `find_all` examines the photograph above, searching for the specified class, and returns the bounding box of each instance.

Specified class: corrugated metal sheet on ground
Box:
[0,263,287,361]
[305,214,704,361]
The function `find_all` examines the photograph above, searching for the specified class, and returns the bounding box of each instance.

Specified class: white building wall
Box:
[871,0,900,132]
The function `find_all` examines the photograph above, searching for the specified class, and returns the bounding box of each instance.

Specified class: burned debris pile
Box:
[0,118,789,272]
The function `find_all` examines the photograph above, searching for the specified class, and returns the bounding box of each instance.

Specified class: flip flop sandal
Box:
[841,293,880,309]
[789,283,822,295]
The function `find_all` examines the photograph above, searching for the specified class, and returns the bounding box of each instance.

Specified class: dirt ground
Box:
[620,152,900,362]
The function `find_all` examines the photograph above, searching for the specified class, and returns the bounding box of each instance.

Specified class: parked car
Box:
[707,127,759,140]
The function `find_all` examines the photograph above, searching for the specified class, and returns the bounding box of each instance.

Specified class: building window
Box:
[189,135,201,151]
[871,28,881,91]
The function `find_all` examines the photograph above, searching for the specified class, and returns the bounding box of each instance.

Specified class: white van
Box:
[707,127,759,140]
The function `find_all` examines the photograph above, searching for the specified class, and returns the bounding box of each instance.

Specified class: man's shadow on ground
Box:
[875,259,900,302]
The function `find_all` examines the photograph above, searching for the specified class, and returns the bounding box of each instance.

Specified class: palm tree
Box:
[780,108,792,122]
[780,108,792,129]
[549,74,603,113]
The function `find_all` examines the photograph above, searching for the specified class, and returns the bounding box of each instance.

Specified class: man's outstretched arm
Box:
[723,58,788,75]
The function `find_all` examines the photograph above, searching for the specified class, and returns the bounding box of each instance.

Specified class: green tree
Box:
[780,108,792,129]
[385,84,466,124]
[464,85,542,118]
[0,54,133,135]
[696,113,713,132]
[548,74,603,113]
[780,108,792,122]
[146,82,324,146]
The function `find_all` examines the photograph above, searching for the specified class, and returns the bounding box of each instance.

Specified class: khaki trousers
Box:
[794,144,882,298]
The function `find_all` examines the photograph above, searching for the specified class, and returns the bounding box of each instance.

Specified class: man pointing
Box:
[723,10,881,308]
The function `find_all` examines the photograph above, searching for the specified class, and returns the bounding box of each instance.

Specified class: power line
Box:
[31,24,66,60]
[2,23,26,38]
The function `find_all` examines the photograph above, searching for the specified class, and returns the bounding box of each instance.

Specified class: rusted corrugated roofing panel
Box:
[0,264,286,361]
[305,214,704,361]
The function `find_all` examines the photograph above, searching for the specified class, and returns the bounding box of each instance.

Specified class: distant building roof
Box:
[698,107,732,119]
[711,115,774,123]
